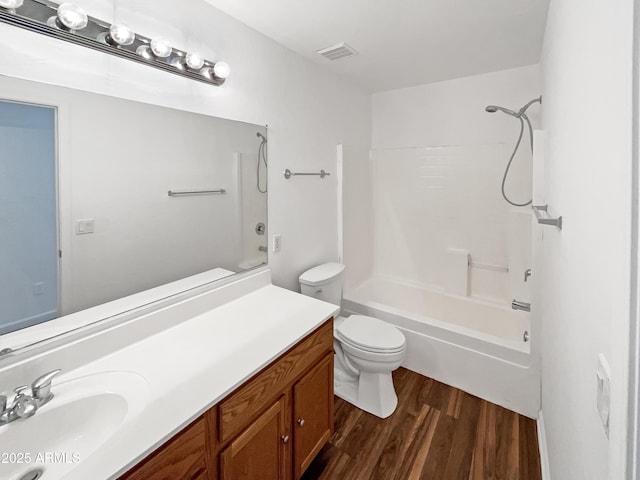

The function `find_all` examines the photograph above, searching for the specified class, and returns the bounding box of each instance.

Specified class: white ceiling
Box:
[204,0,549,92]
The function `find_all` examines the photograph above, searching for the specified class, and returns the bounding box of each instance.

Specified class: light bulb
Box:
[136,45,153,60]
[56,3,88,30]
[0,0,24,9]
[212,61,230,79]
[109,23,135,46]
[150,38,172,58]
[185,52,204,70]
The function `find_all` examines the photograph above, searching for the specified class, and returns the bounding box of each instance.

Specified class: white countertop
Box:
[1,280,338,480]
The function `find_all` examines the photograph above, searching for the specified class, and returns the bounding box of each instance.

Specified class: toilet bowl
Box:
[299,263,406,418]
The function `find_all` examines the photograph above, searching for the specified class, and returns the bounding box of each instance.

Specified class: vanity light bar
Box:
[0,0,229,86]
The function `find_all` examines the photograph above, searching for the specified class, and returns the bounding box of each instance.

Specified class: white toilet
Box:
[299,263,406,418]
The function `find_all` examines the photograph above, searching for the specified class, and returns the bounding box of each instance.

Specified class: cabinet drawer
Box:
[219,320,333,443]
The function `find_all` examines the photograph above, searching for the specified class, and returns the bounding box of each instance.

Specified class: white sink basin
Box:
[0,371,148,480]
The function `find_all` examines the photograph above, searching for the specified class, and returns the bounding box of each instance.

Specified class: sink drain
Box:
[17,468,44,480]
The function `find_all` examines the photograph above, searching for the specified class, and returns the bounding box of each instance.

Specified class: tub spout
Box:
[512,300,531,312]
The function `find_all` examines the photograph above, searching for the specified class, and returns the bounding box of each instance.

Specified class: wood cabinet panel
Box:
[219,321,333,443]
[119,417,208,480]
[219,397,289,480]
[293,354,334,478]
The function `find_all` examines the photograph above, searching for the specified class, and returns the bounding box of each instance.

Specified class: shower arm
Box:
[516,96,542,117]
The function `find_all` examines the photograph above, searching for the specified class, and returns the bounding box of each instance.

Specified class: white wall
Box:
[368,66,541,302]
[539,1,634,479]
[0,0,371,292]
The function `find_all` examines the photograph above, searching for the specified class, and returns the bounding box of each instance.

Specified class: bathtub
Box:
[342,276,540,417]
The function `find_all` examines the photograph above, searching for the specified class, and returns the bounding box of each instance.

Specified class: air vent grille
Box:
[316,42,358,61]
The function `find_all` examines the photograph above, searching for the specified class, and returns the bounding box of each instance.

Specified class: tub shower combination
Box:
[342,98,543,417]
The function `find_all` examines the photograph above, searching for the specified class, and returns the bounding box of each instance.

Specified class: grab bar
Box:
[532,204,562,229]
[283,169,330,179]
[168,189,226,197]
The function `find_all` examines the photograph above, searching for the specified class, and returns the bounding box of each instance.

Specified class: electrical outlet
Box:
[273,234,281,253]
[33,282,45,296]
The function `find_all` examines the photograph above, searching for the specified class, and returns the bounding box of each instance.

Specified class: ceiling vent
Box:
[316,42,358,61]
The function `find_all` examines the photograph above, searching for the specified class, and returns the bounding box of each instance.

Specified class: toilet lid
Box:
[337,315,406,353]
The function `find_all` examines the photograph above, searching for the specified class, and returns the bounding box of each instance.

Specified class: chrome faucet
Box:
[0,369,61,426]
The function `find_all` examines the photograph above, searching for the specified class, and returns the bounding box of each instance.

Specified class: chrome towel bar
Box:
[168,189,226,197]
[283,169,330,179]
[532,204,562,229]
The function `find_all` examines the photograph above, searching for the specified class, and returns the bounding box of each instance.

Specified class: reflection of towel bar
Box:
[532,204,562,229]
[168,189,226,197]
[470,262,509,273]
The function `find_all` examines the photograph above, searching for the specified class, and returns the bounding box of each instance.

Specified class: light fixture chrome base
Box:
[0,0,227,86]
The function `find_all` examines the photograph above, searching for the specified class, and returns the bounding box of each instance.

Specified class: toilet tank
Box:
[299,263,345,309]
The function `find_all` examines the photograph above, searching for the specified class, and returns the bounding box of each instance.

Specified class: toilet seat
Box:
[336,315,406,354]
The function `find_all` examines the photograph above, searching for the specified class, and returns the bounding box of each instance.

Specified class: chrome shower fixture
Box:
[485,96,542,207]
[485,96,542,118]
[0,0,230,86]
[256,131,268,193]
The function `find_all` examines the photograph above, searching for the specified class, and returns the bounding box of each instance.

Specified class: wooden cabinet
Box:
[119,319,333,480]
[220,397,289,480]
[292,354,334,479]
[120,417,209,480]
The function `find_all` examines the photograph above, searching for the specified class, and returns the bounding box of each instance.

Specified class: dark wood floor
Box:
[302,368,542,480]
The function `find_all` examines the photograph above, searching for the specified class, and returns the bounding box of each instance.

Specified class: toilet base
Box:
[334,365,399,419]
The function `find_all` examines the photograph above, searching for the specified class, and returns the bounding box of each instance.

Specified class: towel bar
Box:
[532,204,562,229]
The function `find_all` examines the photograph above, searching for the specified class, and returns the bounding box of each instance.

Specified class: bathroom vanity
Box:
[120,320,334,480]
[0,268,338,480]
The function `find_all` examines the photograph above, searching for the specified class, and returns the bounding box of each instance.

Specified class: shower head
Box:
[256,132,267,142]
[485,105,518,116]
[485,96,542,118]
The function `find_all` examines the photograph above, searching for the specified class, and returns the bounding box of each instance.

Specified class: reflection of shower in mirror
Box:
[256,131,268,193]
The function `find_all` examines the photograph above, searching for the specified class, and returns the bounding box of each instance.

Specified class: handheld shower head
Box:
[256,132,266,142]
[485,96,542,118]
[485,105,518,116]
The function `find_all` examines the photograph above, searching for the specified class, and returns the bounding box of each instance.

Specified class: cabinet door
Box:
[119,417,208,480]
[293,354,334,479]
[219,397,289,480]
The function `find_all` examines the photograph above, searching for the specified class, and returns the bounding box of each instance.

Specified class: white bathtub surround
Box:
[343,276,539,417]
[369,144,532,304]
[443,248,470,297]
[0,268,338,479]
[237,151,268,269]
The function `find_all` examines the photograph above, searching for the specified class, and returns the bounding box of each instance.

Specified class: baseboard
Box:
[537,411,552,480]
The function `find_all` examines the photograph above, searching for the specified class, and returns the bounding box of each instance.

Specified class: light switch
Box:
[596,353,611,437]
[75,219,95,235]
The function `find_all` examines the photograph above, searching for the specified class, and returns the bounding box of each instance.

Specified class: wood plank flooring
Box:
[302,368,541,480]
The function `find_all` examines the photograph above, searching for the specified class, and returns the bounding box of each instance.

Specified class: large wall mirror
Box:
[0,76,267,350]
